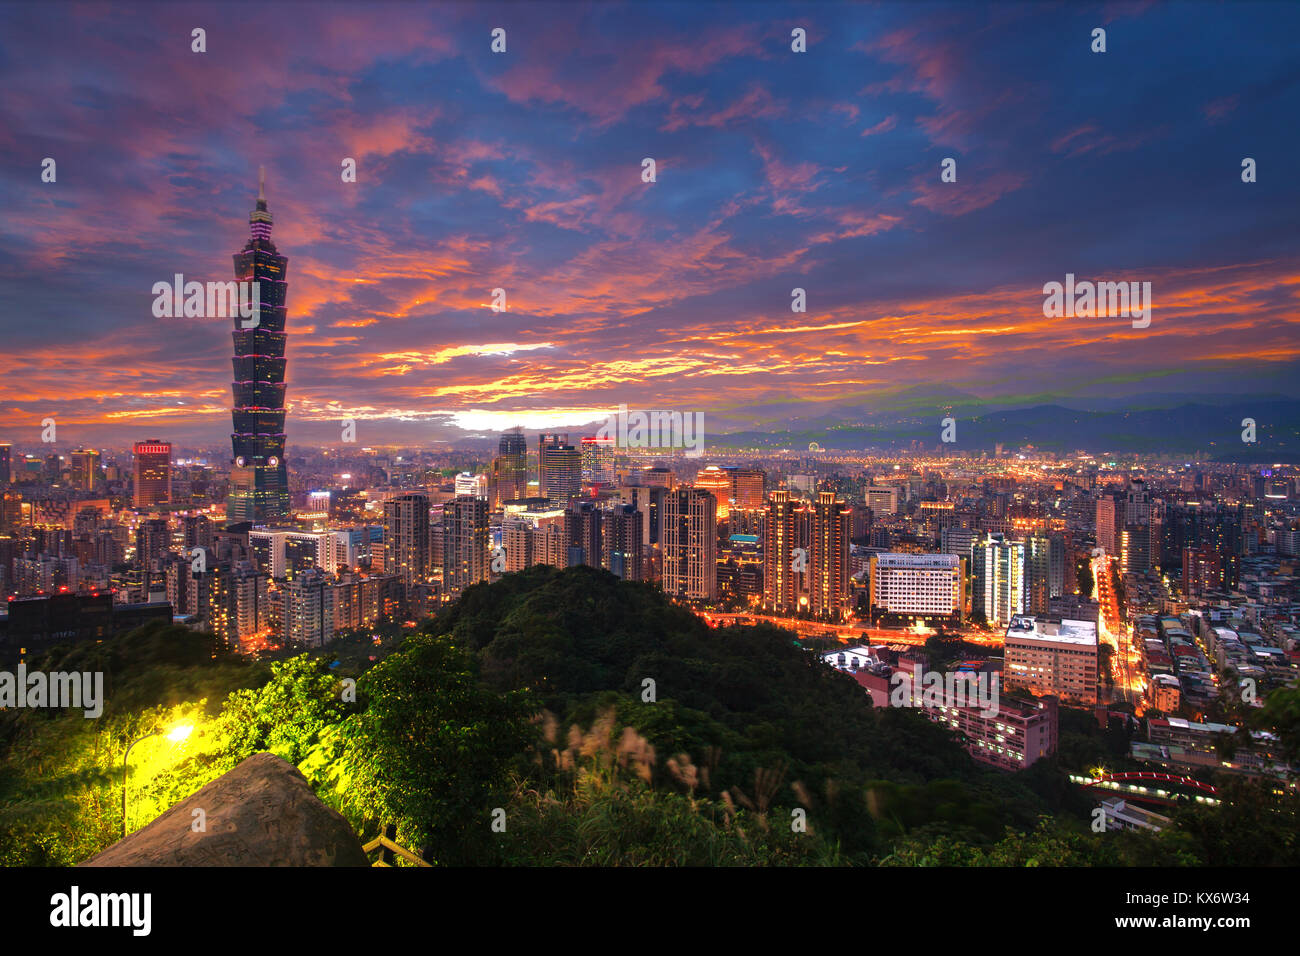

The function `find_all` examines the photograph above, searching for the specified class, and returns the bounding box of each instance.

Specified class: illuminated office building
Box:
[490,428,528,509]
[580,436,616,486]
[132,441,172,509]
[227,168,291,525]
[70,449,101,492]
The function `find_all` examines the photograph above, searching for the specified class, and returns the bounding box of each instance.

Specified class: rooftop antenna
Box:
[258,165,266,201]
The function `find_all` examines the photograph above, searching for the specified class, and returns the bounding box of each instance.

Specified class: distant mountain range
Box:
[711,399,1300,460]
[19,393,1300,462]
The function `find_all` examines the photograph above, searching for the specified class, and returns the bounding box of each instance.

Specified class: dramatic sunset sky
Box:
[1,1,1298,449]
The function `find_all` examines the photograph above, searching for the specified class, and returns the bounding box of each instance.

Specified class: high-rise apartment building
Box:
[1025,532,1064,616]
[1095,492,1122,556]
[564,501,603,568]
[182,514,214,551]
[501,504,565,572]
[134,518,171,569]
[282,567,332,648]
[442,495,489,600]
[1160,503,1241,588]
[502,517,536,573]
[762,489,801,612]
[662,487,716,600]
[1183,544,1225,596]
[604,504,644,581]
[970,533,1025,626]
[1120,523,1153,575]
[382,493,430,589]
[810,490,851,618]
[220,560,270,650]
[615,484,655,548]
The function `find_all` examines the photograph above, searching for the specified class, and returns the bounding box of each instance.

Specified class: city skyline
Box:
[4,0,1300,897]
[1,2,1298,450]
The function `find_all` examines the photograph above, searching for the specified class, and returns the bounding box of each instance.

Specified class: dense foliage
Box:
[0,567,1294,866]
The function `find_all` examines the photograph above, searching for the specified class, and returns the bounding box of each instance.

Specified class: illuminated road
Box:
[1091,553,1144,707]
[695,611,1004,648]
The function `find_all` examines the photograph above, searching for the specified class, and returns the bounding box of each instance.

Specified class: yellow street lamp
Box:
[123,724,194,837]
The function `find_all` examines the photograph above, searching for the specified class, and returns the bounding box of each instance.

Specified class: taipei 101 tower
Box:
[226,167,291,526]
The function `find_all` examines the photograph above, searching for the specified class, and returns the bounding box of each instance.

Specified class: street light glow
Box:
[166,724,194,743]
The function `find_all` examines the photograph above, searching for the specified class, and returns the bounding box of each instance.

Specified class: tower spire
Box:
[249,166,273,239]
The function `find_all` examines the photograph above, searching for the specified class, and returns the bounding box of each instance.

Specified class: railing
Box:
[362,827,430,867]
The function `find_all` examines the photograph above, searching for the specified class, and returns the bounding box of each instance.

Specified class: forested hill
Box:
[3,566,1291,866]
[429,565,1061,855]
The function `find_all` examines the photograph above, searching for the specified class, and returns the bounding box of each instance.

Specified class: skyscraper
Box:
[454,471,488,499]
[866,486,900,516]
[539,436,581,503]
[1124,479,1152,525]
[70,449,100,492]
[730,468,766,511]
[561,500,601,568]
[1183,544,1224,596]
[971,533,1025,626]
[763,489,801,612]
[537,432,565,494]
[132,440,172,509]
[605,503,644,581]
[1025,532,1052,616]
[810,490,851,618]
[580,436,615,486]
[382,493,430,590]
[694,466,732,519]
[442,495,489,600]
[0,444,10,485]
[227,168,291,526]
[1095,492,1122,556]
[134,517,171,569]
[490,428,528,509]
[662,487,717,600]
[1120,523,1153,574]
